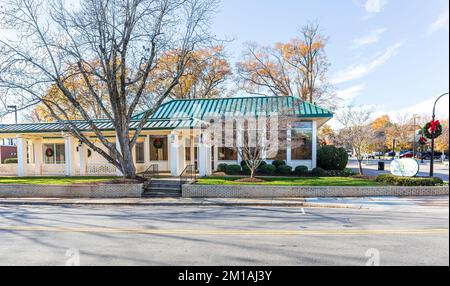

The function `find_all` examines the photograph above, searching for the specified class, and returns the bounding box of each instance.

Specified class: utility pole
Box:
[412,116,416,158]
[7,105,18,124]
[430,92,449,177]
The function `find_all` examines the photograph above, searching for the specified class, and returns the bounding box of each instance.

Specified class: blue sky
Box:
[0,0,448,124]
[212,0,449,120]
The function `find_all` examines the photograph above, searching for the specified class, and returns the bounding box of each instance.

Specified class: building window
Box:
[135,142,145,163]
[218,147,237,161]
[43,143,65,164]
[267,123,287,161]
[150,136,168,161]
[291,121,313,160]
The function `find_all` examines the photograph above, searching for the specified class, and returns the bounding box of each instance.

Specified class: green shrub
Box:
[3,158,18,164]
[343,168,357,177]
[225,164,242,175]
[277,165,293,175]
[272,160,286,168]
[323,169,357,177]
[217,163,228,172]
[260,164,277,175]
[376,174,444,186]
[317,146,348,171]
[257,161,267,171]
[311,167,325,177]
[242,165,251,175]
[294,166,309,176]
[240,160,249,167]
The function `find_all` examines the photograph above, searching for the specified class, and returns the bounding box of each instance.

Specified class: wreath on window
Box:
[423,120,443,139]
[45,147,54,157]
[153,138,164,149]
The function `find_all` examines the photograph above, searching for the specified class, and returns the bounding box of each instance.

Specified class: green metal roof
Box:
[0,96,332,134]
[133,96,333,120]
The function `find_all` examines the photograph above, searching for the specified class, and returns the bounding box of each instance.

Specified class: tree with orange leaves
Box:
[237,23,336,108]
[145,46,231,105]
[32,62,110,122]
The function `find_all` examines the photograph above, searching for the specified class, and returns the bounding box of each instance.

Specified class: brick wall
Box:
[0,183,143,198]
[183,184,449,198]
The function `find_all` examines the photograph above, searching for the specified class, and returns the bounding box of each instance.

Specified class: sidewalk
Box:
[0,196,448,209]
[0,197,358,209]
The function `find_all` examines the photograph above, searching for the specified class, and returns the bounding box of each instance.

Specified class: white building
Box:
[0,96,333,177]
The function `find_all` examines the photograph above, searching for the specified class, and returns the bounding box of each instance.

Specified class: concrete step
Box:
[145,186,181,192]
[142,191,182,198]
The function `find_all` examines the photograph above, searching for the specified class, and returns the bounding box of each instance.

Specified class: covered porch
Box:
[0,129,213,178]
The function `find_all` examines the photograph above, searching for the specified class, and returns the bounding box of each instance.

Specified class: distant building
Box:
[0,145,17,163]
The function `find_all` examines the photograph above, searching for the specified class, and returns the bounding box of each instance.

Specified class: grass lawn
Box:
[0,176,116,185]
[197,176,384,187]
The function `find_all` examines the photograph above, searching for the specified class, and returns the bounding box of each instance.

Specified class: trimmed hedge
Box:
[225,164,242,175]
[272,160,286,168]
[260,164,277,175]
[257,161,267,171]
[3,158,18,164]
[217,163,228,172]
[295,166,309,176]
[278,165,293,175]
[376,174,444,186]
[242,165,251,175]
[324,169,357,177]
[317,146,348,171]
[311,167,325,177]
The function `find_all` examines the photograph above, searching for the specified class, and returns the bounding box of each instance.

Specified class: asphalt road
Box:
[348,159,449,182]
[0,199,448,266]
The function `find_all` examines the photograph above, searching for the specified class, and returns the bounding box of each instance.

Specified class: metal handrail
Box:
[139,164,159,180]
[180,164,197,188]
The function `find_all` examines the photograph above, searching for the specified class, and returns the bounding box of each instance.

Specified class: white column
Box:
[144,135,150,165]
[198,133,212,177]
[312,121,318,169]
[78,143,87,176]
[115,135,123,177]
[286,123,292,166]
[64,136,76,176]
[236,119,243,164]
[17,136,27,177]
[34,138,43,176]
[213,146,219,171]
[169,133,178,176]
[170,132,185,176]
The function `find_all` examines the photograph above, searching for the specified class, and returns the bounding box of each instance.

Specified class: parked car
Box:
[400,151,414,158]
[385,151,396,157]
[367,152,383,159]
[416,151,445,160]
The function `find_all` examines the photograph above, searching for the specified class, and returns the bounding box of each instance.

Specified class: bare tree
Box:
[336,106,374,175]
[236,23,337,109]
[0,0,217,178]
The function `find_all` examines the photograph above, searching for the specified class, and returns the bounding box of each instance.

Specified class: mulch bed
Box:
[234,178,266,183]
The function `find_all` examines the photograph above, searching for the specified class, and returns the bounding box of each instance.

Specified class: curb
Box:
[0,200,361,209]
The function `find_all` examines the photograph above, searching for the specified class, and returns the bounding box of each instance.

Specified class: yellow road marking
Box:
[0,226,448,236]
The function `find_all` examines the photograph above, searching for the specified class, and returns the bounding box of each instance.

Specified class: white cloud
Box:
[365,0,388,14]
[391,96,449,119]
[428,11,449,34]
[332,42,403,84]
[351,28,386,49]
[337,84,366,102]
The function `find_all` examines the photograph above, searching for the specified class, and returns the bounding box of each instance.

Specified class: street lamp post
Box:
[6,105,18,124]
[430,92,449,177]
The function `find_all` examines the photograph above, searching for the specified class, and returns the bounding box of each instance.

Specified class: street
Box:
[0,198,448,266]
[348,159,450,182]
